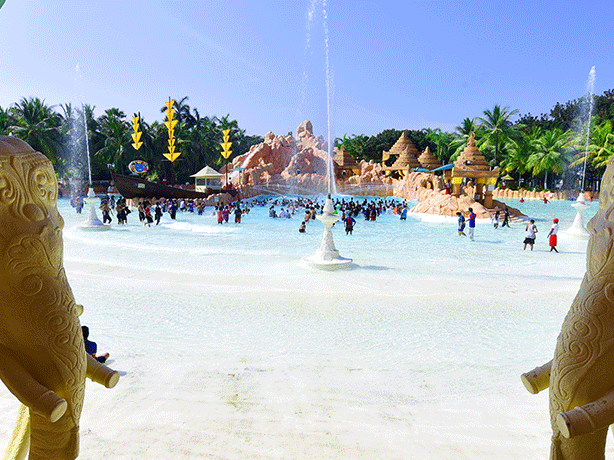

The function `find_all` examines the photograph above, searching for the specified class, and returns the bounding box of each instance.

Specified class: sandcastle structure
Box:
[449,132,499,209]
[333,145,361,178]
[382,132,421,177]
[521,155,614,459]
[417,146,441,170]
[0,135,119,460]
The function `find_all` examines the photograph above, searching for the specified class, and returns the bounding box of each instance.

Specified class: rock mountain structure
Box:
[224,123,520,219]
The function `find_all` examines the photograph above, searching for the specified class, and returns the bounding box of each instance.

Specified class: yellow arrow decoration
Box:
[132,132,142,143]
[168,138,176,147]
[220,142,232,151]
[165,100,175,110]
[163,152,182,162]
[221,150,232,159]
[222,129,231,136]
[165,119,177,131]
[132,142,143,150]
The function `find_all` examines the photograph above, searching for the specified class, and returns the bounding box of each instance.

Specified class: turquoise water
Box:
[0,195,602,459]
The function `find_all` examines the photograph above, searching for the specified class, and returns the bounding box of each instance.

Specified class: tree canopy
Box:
[3,87,614,192]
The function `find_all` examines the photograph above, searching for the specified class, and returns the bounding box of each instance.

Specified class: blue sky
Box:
[0,1,611,139]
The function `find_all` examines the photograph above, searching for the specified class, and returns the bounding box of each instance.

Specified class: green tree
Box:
[96,108,131,175]
[449,118,483,161]
[586,120,614,169]
[0,106,12,135]
[337,134,369,161]
[500,127,542,184]
[477,104,520,164]
[9,97,65,172]
[527,128,573,189]
[423,128,454,163]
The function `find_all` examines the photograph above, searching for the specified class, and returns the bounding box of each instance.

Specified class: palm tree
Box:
[338,134,369,161]
[500,127,542,186]
[0,106,12,135]
[96,108,131,175]
[587,120,614,169]
[449,118,486,162]
[527,128,573,189]
[9,97,65,170]
[477,105,520,164]
[160,96,194,126]
[423,128,454,163]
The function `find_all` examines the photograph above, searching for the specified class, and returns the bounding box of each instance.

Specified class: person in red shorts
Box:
[547,218,559,253]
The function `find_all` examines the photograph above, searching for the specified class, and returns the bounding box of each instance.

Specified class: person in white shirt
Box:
[523,219,538,250]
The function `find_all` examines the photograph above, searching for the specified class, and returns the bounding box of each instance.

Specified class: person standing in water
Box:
[492,209,500,229]
[523,219,538,250]
[547,218,559,253]
[344,214,356,235]
[467,207,476,241]
[456,211,466,236]
[502,208,511,228]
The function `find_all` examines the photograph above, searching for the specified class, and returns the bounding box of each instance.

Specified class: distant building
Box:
[190,165,223,193]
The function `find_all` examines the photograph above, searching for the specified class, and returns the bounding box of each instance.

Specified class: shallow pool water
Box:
[0,195,605,459]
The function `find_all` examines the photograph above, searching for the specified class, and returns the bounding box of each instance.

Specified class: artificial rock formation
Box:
[224,120,331,194]
[0,136,118,460]
[223,123,518,218]
[522,156,614,459]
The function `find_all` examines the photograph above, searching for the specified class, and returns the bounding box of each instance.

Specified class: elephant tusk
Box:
[521,360,552,394]
[557,387,614,438]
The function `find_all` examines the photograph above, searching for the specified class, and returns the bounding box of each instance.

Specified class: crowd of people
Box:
[70,193,252,228]
[260,197,413,235]
[71,192,563,252]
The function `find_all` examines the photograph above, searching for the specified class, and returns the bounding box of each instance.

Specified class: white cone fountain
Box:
[564,192,590,238]
[300,2,351,270]
[302,194,352,270]
[80,187,110,231]
[563,67,595,240]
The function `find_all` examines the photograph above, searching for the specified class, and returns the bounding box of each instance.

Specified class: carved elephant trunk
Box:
[522,157,614,460]
[0,136,86,459]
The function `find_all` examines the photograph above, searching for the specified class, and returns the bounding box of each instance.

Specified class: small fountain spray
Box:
[566,66,595,238]
[302,0,352,270]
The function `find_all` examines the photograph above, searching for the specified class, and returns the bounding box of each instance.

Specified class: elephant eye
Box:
[22,203,45,222]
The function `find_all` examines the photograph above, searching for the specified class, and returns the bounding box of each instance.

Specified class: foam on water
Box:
[0,196,607,459]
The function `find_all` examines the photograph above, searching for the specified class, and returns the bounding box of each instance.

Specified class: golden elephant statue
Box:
[0,136,118,460]
[522,157,614,459]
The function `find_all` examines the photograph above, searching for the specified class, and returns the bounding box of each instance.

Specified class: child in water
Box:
[456,211,466,236]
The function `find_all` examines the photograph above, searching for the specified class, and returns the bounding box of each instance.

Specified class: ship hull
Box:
[110,170,237,200]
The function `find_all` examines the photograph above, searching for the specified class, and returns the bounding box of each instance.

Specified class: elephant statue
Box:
[522,156,614,459]
[0,136,118,460]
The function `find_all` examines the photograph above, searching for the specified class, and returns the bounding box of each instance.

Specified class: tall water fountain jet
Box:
[72,65,109,231]
[323,0,337,196]
[302,0,352,270]
[580,66,596,193]
[566,66,595,238]
[80,104,109,231]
